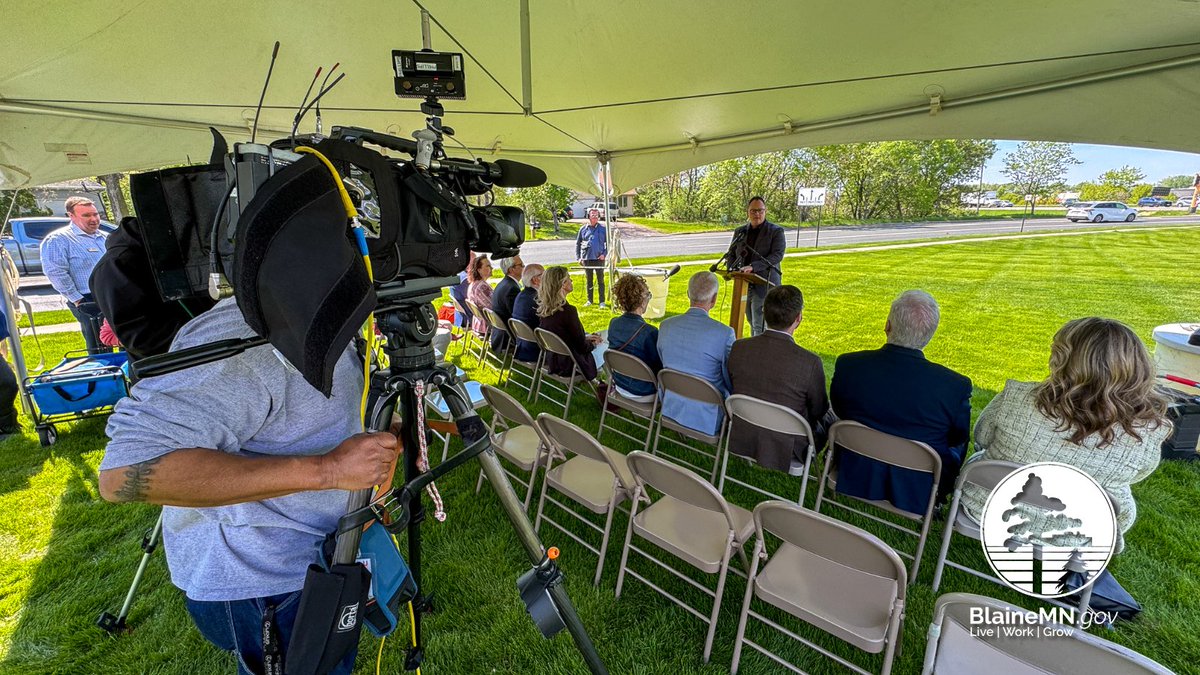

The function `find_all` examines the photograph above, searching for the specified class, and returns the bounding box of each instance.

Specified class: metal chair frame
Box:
[597,350,659,454]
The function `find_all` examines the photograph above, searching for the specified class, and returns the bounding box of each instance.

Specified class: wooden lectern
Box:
[716,269,768,339]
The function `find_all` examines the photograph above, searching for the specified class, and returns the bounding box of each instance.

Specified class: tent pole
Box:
[604,157,615,309]
[519,0,533,115]
[0,260,35,417]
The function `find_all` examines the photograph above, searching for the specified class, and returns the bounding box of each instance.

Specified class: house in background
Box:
[568,188,637,218]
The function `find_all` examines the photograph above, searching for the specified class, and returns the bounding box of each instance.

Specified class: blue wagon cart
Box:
[24,350,130,447]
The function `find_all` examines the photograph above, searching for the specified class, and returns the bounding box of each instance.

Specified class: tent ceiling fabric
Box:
[3,0,1200,193]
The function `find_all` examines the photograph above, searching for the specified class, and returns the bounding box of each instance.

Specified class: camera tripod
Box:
[100,277,607,674]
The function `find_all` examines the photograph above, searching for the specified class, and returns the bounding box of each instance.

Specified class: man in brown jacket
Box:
[727,285,829,473]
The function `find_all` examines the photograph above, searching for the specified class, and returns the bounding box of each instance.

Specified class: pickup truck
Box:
[2,216,116,275]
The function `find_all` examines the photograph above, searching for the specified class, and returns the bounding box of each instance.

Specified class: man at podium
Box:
[722,196,786,336]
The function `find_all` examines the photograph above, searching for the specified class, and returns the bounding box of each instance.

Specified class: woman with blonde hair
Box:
[536,266,603,382]
[962,317,1171,543]
[465,254,493,336]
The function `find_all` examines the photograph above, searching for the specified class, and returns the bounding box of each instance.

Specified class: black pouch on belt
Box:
[283,562,370,675]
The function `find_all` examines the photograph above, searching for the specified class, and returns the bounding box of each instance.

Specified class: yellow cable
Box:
[408,600,422,675]
[294,146,358,218]
[376,635,385,675]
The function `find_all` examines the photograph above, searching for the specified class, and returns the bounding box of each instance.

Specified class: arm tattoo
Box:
[113,457,162,503]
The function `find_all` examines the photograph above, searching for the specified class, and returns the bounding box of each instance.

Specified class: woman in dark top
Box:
[536,266,601,381]
[606,274,661,399]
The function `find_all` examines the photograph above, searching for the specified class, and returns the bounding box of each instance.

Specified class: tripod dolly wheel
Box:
[96,611,127,633]
[37,425,57,447]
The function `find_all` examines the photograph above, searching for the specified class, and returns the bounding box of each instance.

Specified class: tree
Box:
[1001,472,1092,596]
[1,189,51,222]
[1159,174,1194,189]
[492,183,573,233]
[1001,142,1080,214]
[1095,165,1146,201]
[99,173,131,220]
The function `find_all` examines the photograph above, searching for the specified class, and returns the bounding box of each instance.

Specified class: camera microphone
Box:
[491,159,547,188]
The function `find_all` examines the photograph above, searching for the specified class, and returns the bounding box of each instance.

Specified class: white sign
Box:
[796,186,828,207]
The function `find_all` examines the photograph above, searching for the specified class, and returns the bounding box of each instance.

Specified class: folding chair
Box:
[506,318,542,401]
[447,296,472,359]
[719,394,816,506]
[481,307,512,380]
[732,500,907,675]
[533,328,597,418]
[814,420,941,582]
[930,459,1021,592]
[534,413,636,586]
[651,369,728,483]
[615,451,753,663]
[597,350,659,453]
[477,385,554,510]
[463,298,491,365]
[930,458,1104,628]
[921,592,1174,675]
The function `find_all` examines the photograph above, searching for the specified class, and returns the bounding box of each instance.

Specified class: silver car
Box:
[1065,202,1137,223]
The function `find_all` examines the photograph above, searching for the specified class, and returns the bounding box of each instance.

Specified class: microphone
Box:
[491,159,547,188]
[665,264,681,278]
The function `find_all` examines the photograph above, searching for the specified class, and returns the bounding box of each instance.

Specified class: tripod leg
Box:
[437,380,608,675]
[97,510,164,633]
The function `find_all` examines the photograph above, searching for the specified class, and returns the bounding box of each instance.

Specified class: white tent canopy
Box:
[4,1,1200,194]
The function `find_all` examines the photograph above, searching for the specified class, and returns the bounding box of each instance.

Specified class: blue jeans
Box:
[747,289,766,336]
[185,590,358,675]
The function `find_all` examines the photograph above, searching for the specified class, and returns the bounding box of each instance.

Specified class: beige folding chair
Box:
[651,369,728,482]
[719,394,817,506]
[533,328,597,418]
[481,307,512,380]
[448,296,473,359]
[477,385,555,511]
[931,459,1022,592]
[930,458,1104,628]
[534,413,636,586]
[921,592,1174,675]
[615,451,753,663]
[463,298,491,365]
[814,420,941,582]
[732,500,907,675]
[597,350,659,453]
[425,380,489,463]
[506,318,542,401]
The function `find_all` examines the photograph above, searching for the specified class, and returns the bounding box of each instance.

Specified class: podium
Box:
[716,270,768,339]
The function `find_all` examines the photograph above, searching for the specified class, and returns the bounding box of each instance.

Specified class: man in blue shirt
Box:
[575,209,608,307]
[40,197,108,353]
[657,271,735,435]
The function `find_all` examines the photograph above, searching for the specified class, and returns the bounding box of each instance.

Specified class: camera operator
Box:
[98,298,401,675]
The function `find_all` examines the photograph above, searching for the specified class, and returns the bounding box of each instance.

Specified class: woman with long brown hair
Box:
[962,317,1171,541]
[465,254,493,336]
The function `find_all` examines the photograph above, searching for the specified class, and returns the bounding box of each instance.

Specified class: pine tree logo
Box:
[980,462,1117,600]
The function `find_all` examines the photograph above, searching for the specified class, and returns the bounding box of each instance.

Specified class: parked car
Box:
[1062,198,1080,207]
[985,199,1015,208]
[1066,202,1137,223]
[1137,196,1175,207]
[577,201,620,219]
[2,216,117,274]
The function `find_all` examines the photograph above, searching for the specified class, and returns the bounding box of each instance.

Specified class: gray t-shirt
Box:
[102,299,363,601]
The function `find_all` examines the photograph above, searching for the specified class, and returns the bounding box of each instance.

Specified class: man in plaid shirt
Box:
[41,196,109,353]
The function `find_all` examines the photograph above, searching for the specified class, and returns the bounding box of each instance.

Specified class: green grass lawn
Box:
[4,228,1200,673]
[16,309,74,329]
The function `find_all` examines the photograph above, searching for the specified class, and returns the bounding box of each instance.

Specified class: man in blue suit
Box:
[829,290,972,515]
[490,255,523,351]
[657,271,735,436]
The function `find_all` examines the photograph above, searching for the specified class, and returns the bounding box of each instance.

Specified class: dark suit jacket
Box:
[830,343,972,514]
[491,275,520,350]
[727,331,829,471]
[539,302,597,380]
[511,287,540,363]
[729,220,786,297]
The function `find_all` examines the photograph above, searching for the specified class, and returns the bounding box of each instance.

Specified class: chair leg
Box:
[931,490,963,592]
[614,489,642,598]
[796,448,812,507]
[881,600,904,675]
[641,406,656,453]
[593,494,620,587]
[534,476,551,534]
[521,455,540,512]
[475,468,486,495]
[730,541,764,675]
[597,399,610,442]
[717,436,731,494]
[703,540,735,663]
[1074,584,1094,628]
[563,375,575,418]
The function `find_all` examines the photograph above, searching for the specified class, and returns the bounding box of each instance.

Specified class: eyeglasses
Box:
[749,208,766,214]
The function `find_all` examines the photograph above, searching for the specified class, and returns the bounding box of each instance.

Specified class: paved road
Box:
[16,214,1200,313]
[521,215,1200,265]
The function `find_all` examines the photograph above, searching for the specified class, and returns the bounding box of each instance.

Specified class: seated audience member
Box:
[657,271,735,436]
[727,285,828,473]
[449,252,475,329]
[830,290,971,514]
[536,266,602,382]
[466,255,494,336]
[0,309,20,437]
[511,263,544,364]
[606,274,662,401]
[961,317,1170,548]
[490,255,524,351]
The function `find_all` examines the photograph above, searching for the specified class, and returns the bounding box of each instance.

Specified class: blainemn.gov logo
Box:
[980,462,1117,600]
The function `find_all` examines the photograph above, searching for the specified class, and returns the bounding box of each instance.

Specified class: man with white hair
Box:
[490,254,524,351]
[511,263,544,363]
[830,290,972,515]
[657,271,735,435]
